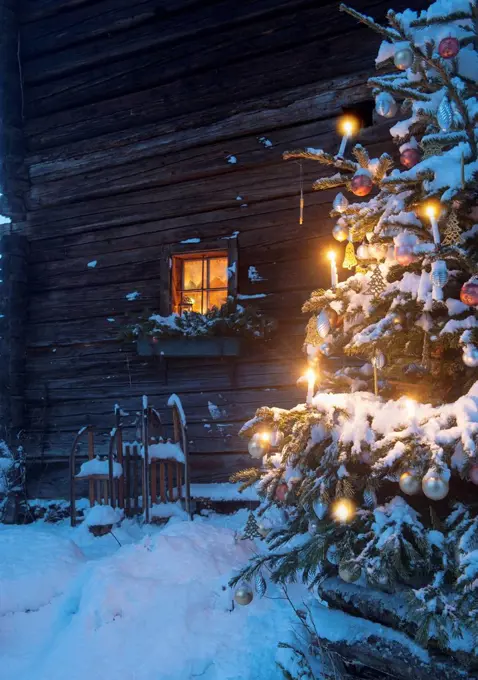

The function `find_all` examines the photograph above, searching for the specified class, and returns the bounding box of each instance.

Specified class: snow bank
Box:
[150,501,189,520]
[145,441,185,463]
[0,527,84,615]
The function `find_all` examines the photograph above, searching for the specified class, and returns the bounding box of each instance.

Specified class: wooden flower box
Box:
[136,336,241,358]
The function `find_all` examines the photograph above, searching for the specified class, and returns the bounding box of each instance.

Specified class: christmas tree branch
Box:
[339,4,398,41]
[283,149,357,173]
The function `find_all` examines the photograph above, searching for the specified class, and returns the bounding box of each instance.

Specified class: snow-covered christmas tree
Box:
[233,0,478,668]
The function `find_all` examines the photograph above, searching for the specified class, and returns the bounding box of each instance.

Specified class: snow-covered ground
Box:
[0,511,295,680]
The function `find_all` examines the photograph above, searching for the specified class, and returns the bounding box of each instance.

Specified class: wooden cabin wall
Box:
[12,0,428,497]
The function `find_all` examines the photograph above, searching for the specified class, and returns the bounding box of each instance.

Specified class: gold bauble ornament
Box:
[399,471,421,496]
[338,563,361,583]
[332,223,349,242]
[234,583,253,606]
[422,475,449,500]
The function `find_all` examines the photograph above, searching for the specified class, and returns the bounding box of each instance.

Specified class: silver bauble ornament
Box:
[338,563,361,583]
[319,342,332,357]
[308,518,319,535]
[371,351,386,369]
[248,434,268,459]
[437,96,453,132]
[399,471,421,496]
[234,582,253,606]
[375,92,398,118]
[332,222,349,242]
[356,243,370,260]
[422,475,449,500]
[463,345,478,367]
[317,309,331,339]
[333,192,349,213]
[430,260,448,288]
[394,46,414,70]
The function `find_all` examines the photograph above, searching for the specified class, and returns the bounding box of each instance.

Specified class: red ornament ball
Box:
[469,464,478,485]
[400,148,421,169]
[460,277,478,306]
[275,483,288,503]
[438,36,460,59]
[351,173,373,197]
[394,245,417,266]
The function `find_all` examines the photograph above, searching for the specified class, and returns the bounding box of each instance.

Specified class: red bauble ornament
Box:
[400,148,421,169]
[275,483,288,502]
[438,37,460,59]
[460,277,478,306]
[469,464,478,485]
[351,173,373,197]
[394,245,417,266]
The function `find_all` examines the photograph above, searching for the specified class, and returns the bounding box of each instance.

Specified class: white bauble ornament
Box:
[356,243,370,260]
[332,222,349,242]
[422,475,449,500]
[394,46,414,70]
[463,345,478,367]
[333,192,349,213]
[234,583,253,606]
[437,96,453,132]
[248,433,268,459]
[375,92,398,118]
[399,471,421,496]
[317,309,331,339]
[338,563,361,583]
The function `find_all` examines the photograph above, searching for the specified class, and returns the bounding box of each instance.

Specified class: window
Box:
[172,251,229,314]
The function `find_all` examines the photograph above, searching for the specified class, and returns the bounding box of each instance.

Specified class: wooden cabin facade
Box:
[0,0,427,499]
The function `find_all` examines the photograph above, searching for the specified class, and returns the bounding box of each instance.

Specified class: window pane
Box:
[208,257,228,289]
[183,259,203,290]
[207,290,227,310]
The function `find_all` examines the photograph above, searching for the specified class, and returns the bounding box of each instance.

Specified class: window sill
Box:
[136,336,241,358]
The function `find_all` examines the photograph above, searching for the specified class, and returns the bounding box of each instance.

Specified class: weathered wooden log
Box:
[319,577,478,673]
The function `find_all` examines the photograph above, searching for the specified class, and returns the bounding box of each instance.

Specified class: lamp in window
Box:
[179,295,195,314]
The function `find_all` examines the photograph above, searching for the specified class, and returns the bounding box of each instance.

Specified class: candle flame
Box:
[260,431,271,443]
[327,251,336,262]
[404,397,416,418]
[338,115,359,136]
[424,200,441,220]
[306,368,316,383]
[331,498,355,523]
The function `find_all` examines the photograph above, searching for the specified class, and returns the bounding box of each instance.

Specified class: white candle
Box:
[328,251,338,287]
[338,124,352,157]
[425,204,441,246]
[306,368,316,406]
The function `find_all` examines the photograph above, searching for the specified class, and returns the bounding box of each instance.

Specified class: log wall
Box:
[10,0,428,495]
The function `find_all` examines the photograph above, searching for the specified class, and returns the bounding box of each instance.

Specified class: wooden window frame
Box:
[171,250,228,314]
[158,238,238,316]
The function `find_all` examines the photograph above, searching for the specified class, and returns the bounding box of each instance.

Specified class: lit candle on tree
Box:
[424,202,441,246]
[305,367,316,406]
[337,115,359,157]
[328,251,338,288]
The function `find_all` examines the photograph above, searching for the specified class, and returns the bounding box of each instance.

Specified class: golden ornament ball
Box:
[332,223,349,242]
[338,563,361,583]
[399,471,421,496]
[234,583,254,606]
[422,475,449,500]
